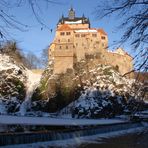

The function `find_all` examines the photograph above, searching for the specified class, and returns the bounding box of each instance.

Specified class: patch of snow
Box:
[0,100,6,114]
[0,115,128,126]
[0,54,20,71]
[65,20,82,24]
[19,70,41,116]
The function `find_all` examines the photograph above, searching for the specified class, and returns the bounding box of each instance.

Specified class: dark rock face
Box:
[32,68,80,112]
[0,71,26,100]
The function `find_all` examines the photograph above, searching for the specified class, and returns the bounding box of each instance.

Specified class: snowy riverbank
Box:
[0,115,128,126]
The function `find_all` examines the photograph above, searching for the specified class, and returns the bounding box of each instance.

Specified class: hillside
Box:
[0,53,147,117]
[32,59,147,117]
[0,54,41,115]
[0,54,27,114]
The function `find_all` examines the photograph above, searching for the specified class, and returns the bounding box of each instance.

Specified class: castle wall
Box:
[55,30,74,43]
[73,31,108,61]
[54,50,74,74]
[97,51,133,75]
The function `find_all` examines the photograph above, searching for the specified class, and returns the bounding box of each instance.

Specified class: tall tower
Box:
[68,7,75,20]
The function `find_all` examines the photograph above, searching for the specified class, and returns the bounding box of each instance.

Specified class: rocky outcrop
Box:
[32,58,146,115]
[0,54,27,113]
[32,63,79,112]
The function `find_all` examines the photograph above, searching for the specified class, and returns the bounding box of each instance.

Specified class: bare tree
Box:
[25,52,41,69]
[96,0,148,72]
[0,0,60,39]
[41,47,49,67]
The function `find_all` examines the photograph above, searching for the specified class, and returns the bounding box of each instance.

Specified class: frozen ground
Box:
[0,115,128,126]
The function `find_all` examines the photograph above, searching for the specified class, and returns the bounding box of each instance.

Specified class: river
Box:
[1,126,147,148]
[79,129,148,148]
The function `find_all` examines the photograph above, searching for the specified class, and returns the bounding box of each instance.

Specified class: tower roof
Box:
[57,24,72,31]
[97,29,107,35]
[58,7,90,25]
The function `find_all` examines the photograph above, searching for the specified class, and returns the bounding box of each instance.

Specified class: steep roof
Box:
[57,24,72,31]
[58,17,90,24]
[97,29,107,35]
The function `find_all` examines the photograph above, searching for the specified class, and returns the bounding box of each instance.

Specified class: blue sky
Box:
[3,0,133,57]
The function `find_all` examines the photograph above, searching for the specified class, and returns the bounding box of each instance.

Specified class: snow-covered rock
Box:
[0,54,27,100]
[0,54,42,115]
[59,63,146,118]
[0,54,27,113]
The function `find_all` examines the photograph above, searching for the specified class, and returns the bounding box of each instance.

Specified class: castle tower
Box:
[68,7,75,20]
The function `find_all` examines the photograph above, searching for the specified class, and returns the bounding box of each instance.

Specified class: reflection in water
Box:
[79,129,148,148]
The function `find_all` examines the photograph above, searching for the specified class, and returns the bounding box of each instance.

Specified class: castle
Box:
[49,8,133,75]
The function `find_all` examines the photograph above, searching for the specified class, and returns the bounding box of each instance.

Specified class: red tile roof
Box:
[57,24,72,31]
[97,28,107,35]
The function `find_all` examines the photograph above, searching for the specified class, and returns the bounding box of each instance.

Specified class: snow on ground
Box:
[25,70,41,101]
[19,70,41,115]
[0,100,6,114]
[0,54,20,71]
[2,127,147,148]
[0,115,128,126]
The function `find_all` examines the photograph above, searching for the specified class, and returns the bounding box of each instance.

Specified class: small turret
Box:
[68,7,75,20]
[61,14,64,24]
[82,14,85,23]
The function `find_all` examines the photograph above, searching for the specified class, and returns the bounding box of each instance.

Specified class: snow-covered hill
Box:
[0,54,41,114]
[0,53,146,117]
[0,54,27,113]
[32,58,147,117]
[59,64,147,118]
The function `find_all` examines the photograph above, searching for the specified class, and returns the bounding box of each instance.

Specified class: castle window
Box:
[58,39,60,43]
[60,32,65,36]
[101,36,106,40]
[75,34,80,37]
[68,39,70,42]
[66,46,68,49]
[66,32,71,35]
[81,34,86,37]
[59,46,62,49]
[92,34,97,37]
